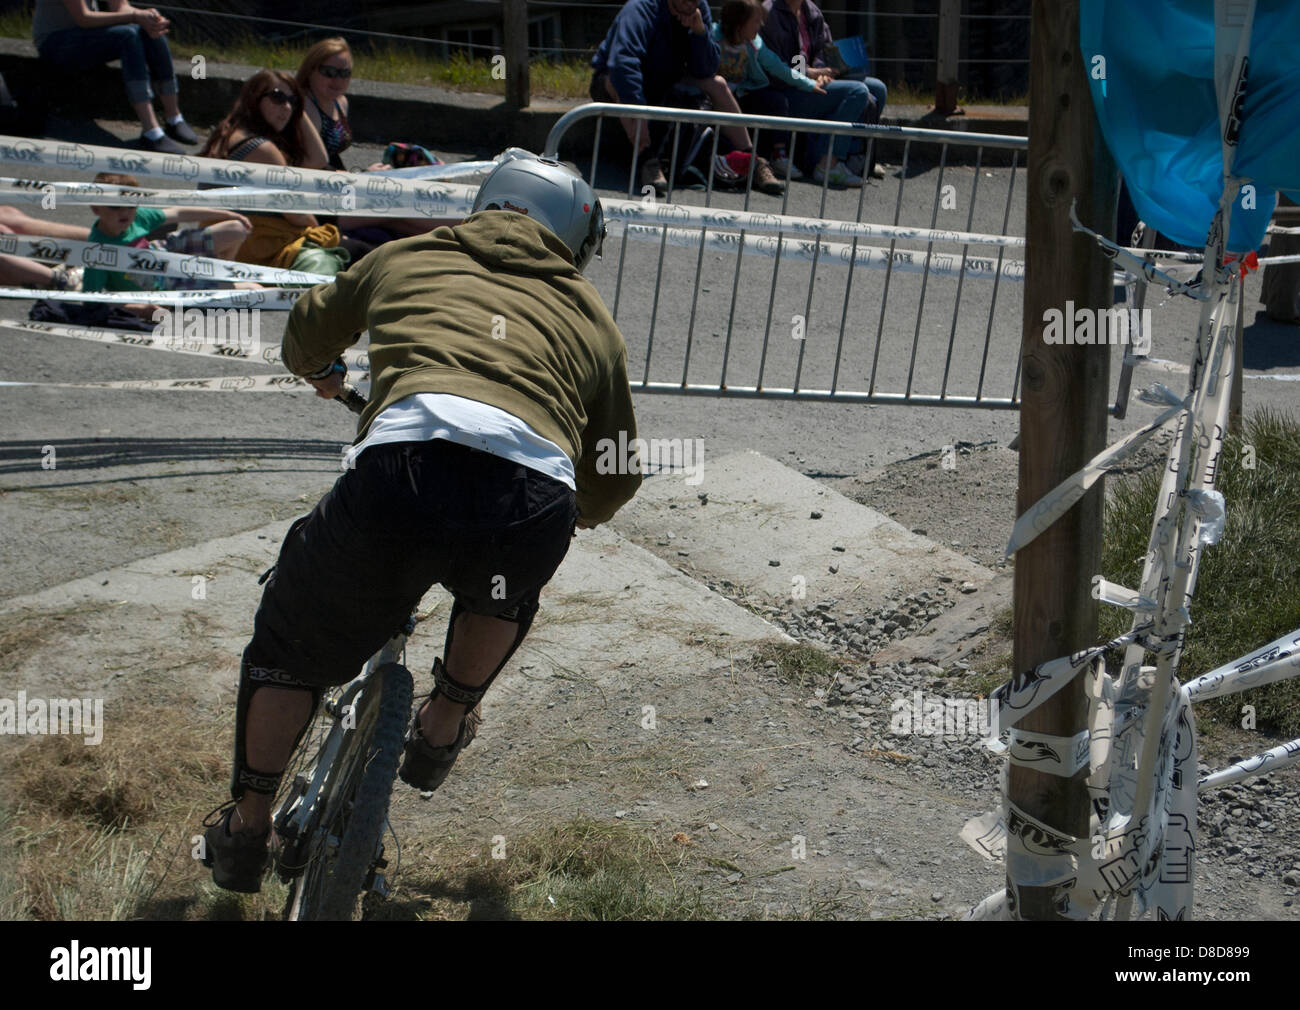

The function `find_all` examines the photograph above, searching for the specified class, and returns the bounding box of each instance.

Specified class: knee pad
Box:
[230,651,322,801]
[439,595,539,703]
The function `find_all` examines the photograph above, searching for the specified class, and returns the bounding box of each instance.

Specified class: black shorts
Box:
[245,439,578,688]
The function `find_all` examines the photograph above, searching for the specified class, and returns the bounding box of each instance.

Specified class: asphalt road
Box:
[0,115,1296,599]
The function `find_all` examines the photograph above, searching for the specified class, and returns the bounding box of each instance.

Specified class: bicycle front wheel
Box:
[290,661,414,921]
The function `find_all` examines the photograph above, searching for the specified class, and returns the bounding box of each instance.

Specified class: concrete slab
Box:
[0,512,793,706]
[608,450,996,618]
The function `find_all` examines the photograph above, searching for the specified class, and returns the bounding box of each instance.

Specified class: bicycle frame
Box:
[273,620,411,899]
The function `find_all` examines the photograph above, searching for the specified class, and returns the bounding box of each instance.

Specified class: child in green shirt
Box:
[85,171,257,315]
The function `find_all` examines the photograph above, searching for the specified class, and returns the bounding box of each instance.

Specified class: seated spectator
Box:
[295,38,445,240]
[590,0,780,196]
[296,37,367,173]
[32,0,197,154]
[199,70,370,268]
[0,252,81,292]
[82,171,258,316]
[714,0,822,179]
[0,204,90,241]
[0,206,88,292]
[761,0,888,185]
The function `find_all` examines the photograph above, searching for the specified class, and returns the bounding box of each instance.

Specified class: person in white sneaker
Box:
[758,0,875,186]
[32,0,198,154]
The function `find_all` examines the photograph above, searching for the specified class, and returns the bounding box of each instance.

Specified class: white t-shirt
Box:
[344,392,576,490]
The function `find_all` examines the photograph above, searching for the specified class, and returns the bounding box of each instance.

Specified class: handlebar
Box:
[334,382,368,415]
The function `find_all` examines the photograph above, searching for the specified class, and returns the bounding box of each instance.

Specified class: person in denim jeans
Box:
[32,0,197,153]
[760,0,888,185]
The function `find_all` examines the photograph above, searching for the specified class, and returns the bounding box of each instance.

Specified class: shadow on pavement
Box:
[0,436,346,483]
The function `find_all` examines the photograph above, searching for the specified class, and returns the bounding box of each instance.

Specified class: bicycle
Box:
[268,380,479,920]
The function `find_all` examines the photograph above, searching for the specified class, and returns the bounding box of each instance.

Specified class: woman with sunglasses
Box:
[296,38,364,173]
[197,70,360,267]
[295,37,447,241]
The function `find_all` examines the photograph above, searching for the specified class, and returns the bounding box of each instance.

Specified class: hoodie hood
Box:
[452,210,579,276]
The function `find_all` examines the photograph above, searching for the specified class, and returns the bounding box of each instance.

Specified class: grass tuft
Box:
[388,815,713,921]
[1098,408,1300,734]
[750,640,844,691]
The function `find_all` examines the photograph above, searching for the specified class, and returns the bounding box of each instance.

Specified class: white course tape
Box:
[964,667,1197,921]
[1008,727,1090,776]
[0,135,479,217]
[985,627,1150,741]
[618,221,1026,281]
[0,372,369,393]
[604,197,1030,250]
[962,889,1008,921]
[1199,737,1300,790]
[372,160,496,180]
[0,317,370,369]
[3,178,477,218]
[1184,624,1300,701]
[0,232,333,286]
[1070,202,1212,300]
[1003,395,1187,557]
[0,287,303,308]
[1091,578,1157,614]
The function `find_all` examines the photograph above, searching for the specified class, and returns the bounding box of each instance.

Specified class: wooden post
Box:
[1010,0,1117,920]
[503,0,530,109]
[934,0,962,115]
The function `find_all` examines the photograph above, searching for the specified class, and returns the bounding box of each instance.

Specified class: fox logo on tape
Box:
[0,140,42,163]
[128,250,167,272]
[32,238,69,262]
[212,165,254,184]
[314,174,354,194]
[107,154,149,173]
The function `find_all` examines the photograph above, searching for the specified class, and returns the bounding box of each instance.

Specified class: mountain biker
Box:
[203,152,642,893]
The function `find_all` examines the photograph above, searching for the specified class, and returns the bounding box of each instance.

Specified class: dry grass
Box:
[0,600,121,671]
[376,815,712,921]
[0,699,289,920]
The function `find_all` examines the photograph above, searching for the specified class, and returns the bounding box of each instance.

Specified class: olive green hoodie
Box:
[283,211,641,526]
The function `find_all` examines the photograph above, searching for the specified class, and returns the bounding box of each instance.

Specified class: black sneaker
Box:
[398,711,471,793]
[164,119,198,145]
[201,802,270,893]
[139,132,185,155]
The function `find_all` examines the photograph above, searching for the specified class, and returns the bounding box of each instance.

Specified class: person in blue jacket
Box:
[590,0,758,196]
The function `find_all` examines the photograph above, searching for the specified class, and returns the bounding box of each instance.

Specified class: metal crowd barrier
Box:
[545,103,1030,409]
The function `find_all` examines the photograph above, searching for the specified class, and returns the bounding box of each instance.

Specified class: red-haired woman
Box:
[295,38,445,240]
[296,37,370,173]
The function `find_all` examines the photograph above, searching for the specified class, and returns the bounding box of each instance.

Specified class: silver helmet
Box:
[472,151,606,272]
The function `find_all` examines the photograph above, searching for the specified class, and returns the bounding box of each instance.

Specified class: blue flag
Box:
[1081,0,1300,251]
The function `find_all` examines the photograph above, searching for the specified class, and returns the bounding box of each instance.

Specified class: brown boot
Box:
[639,157,667,197]
[751,155,785,196]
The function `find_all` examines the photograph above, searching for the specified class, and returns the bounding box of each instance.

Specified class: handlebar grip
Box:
[334,382,368,415]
